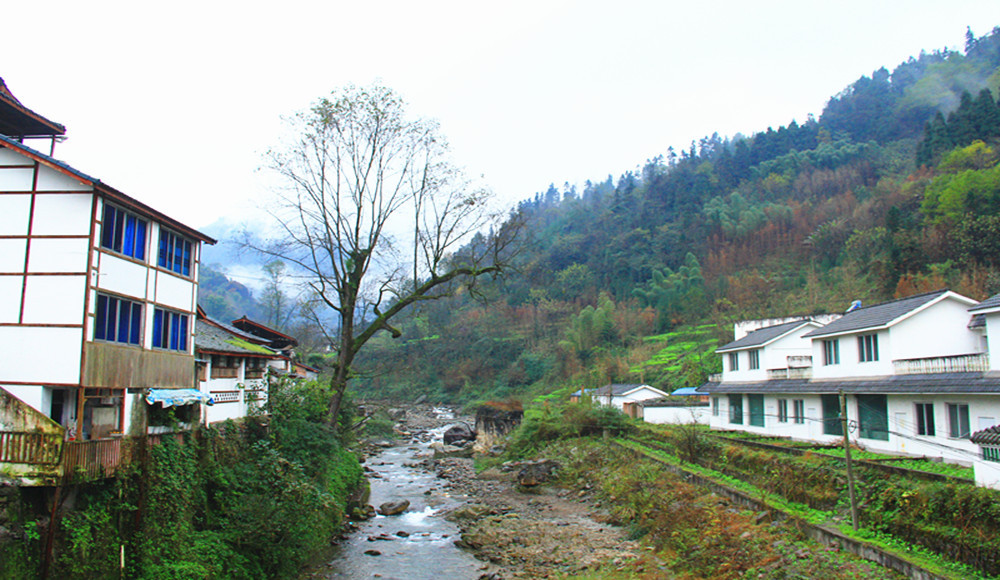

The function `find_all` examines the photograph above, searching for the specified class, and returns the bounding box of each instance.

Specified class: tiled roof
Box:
[593,384,652,396]
[697,372,1000,395]
[0,77,65,137]
[969,292,1000,313]
[803,290,950,338]
[717,320,812,352]
[971,424,1000,446]
[195,320,278,356]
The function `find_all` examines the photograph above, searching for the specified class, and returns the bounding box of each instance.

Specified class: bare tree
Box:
[252,84,519,426]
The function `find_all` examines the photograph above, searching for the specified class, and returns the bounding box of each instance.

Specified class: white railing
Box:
[707,373,722,382]
[767,367,813,380]
[787,355,813,368]
[893,353,989,375]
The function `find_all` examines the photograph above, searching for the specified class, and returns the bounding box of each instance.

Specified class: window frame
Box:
[915,402,935,437]
[158,228,194,277]
[857,333,879,363]
[792,399,805,424]
[94,293,143,346]
[748,349,760,370]
[152,307,190,352]
[728,352,739,372]
[711,397,719,417]
[822,339,840,365]
[947,403,971,439]
[777,399,788,423]
[100,203,147,261]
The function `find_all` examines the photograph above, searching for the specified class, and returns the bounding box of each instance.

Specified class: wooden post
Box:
[839,390,859,531]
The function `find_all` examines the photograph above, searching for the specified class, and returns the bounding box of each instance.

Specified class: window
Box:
[728,394,743,425]
[158,229,193,276]
[101,204,147,260]
[95,293,142,346]
[711,397,719,417]
[152,308,189,352]
[728,352,739,371]
[822,339,840,365]
[857,334,879,362]
[793,399,805,424]
[915,403,935,436]
[947,403,970,438]
[748,349,760,370]
[777,399,789,423]
[748,394,765,427]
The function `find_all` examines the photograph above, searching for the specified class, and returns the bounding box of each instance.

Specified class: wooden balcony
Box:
[1,431,188,485]
[893,353,989,375]
[0,431,62,465]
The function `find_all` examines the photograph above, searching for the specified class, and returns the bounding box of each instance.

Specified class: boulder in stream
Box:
[378,500,411,516]
[516,459,560,487]
[443,423,476,445]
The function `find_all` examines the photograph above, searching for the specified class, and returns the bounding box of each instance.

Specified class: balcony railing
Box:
[211,390,241,404]
[893,353,989,375]
[707,373,722,382]
[0,431,62,465]
[767,367,813,380]
[63,438,124,480]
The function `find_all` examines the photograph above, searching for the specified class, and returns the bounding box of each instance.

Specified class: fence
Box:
[0,431,62,465]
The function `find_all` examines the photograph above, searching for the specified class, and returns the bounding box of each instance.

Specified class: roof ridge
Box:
[853,288,948,311]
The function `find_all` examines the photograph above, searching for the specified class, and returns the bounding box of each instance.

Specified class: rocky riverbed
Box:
[303,404,643,579]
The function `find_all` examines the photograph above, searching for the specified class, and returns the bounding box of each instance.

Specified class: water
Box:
[310,422,484,580]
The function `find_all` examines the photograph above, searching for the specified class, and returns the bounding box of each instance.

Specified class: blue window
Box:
[152,308,189,351]
[95,294,142,346]
[101,204,147,260]
[158,229,192,276]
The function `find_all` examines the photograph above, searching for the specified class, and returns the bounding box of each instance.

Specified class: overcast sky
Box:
[5,1,1000,232]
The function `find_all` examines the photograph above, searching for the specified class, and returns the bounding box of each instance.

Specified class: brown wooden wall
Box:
[84,342,194,388]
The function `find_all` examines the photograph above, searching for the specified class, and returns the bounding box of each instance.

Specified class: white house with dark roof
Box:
[971,424,1000,489]
[700,290,1000,476]
[0,79,214,484]
[194,308,283,424]
[573,383,668,411]
[717,319,826,383]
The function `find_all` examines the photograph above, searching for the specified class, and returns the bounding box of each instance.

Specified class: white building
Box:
[194,309,282,425]
[576,383,669,411]
[700,290,1000,487]
[0,78,214,445]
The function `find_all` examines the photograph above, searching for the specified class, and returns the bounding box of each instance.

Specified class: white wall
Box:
[643,405,710,425]
[891,297,981,360]
[811,330,893,379]
[0,327,82,385]
[974,456,1000,489]
[984,312,1000,371]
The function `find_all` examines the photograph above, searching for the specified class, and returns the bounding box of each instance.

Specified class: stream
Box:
[309,418,485,580]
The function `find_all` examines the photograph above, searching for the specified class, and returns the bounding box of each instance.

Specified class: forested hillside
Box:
[303,28,1000,405]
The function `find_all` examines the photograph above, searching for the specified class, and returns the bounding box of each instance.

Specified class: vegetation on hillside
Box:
[335,26,1000,405]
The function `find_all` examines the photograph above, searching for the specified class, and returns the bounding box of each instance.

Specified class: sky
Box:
[5,1,1000,233]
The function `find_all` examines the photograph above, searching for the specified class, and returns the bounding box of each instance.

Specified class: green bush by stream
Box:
[3,379,364,580]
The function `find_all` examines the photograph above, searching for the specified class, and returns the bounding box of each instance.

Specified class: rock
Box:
[396,530,410,537]
[378,500,410,516]
[364,549,382,556]
[446,503,493,522]
[444,423,476,445]
[516,459,560,487]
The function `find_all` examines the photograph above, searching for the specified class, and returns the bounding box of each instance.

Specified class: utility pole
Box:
[840,389,859,531]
